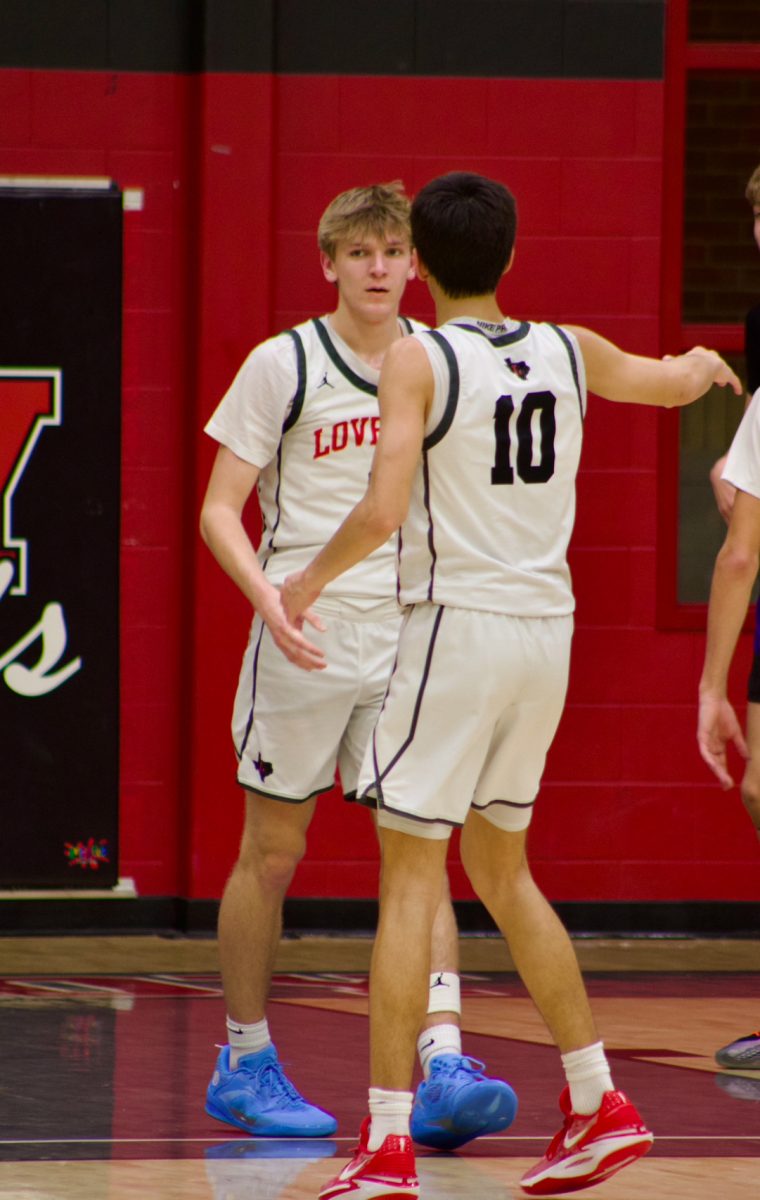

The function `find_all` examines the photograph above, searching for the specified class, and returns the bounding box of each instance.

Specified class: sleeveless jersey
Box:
[206,315,426,600]
[397,318,586,616]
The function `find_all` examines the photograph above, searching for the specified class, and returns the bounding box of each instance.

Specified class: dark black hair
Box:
[411,172,517,298]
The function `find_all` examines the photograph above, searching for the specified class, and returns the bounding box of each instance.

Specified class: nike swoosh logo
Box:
[563,1114,597,1150]
[338,1155,371,1181]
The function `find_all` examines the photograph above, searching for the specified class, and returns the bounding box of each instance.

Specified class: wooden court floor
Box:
[0,935,758,1199]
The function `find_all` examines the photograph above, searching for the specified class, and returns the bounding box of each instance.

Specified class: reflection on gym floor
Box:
[0,954,758,1198]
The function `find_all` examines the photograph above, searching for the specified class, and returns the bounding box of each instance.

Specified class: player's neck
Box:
[326,307,402,369]
[435,292,504,326]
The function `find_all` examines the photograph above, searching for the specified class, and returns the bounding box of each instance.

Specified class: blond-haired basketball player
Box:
[200,182,516,1145]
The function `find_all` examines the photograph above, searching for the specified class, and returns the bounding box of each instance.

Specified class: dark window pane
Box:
[678,361,747,604]
[689,0,760,43]
[682,73,760,324]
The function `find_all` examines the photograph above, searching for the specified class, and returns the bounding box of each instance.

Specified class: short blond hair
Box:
[745,164,760,207]
[317,182,411,259]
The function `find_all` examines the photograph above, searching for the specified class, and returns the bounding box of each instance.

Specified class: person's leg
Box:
[411,868,518,1149]
[206,791,337,1137]
[715,700,760,1070]
[420,870,461,1041]
[218,790,316,1026]
[740,701,760,844]
[460,811,652,1195]
[320,826,446,1200]
[370,827,450,1093]
[460,815,596,1053]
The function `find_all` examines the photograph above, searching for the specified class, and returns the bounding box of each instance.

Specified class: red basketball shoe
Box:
[319,1117,418,1200]
[520,1087,653,1195]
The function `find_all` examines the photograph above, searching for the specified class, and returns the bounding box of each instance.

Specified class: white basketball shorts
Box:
[233,597,402,802]
[357,603,573,838]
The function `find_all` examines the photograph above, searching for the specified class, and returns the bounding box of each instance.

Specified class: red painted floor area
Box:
[0,971,757,1166]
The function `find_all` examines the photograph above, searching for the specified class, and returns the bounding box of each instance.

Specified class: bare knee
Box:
[235,804,310,896]
[459,815,537,912]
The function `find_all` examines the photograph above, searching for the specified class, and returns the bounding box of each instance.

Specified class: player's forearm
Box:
[199,503,277,612]
[302,496,397,595]
[699,549,757,697]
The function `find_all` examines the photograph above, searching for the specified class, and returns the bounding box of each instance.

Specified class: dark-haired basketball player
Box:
[282,171,741,1198]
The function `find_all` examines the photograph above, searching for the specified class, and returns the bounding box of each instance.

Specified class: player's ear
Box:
[320,251,338,285]
[415,255,430,282]
[502,248,515,277]
[407,248,418,282]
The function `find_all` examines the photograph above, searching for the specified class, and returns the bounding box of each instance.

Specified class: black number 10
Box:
[491,391,556,484]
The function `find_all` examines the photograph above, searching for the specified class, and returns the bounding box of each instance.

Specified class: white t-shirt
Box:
[723,387,760,500]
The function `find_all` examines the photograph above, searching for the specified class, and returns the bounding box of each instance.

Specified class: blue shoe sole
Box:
[205,1096,338,1138]
[411,1081,518,1150]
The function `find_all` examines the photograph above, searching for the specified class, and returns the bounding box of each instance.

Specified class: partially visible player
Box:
[199,181,516,1146]
[282,171,742,1198]
[703,162,760,1072]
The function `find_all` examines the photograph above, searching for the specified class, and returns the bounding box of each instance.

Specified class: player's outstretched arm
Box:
[200,445,326,669]
[567,327,743,408]
[281,337,432,640]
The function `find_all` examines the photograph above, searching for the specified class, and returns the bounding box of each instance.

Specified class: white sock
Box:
[226,1015,271,1069]
[427,970,461,1017]
[367,1087,414,1151]
[418,1023,462,1078]
[561,1041,614,1115]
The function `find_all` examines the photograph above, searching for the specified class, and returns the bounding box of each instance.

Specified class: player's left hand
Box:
[697,693,749,788]
[280,572,324,661]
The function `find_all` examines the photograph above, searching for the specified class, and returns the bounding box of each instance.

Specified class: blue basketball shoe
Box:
[205,1044,338,1137]
[410,1054,518,1150]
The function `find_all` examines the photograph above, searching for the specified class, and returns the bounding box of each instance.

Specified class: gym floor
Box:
[0,935,757,1199]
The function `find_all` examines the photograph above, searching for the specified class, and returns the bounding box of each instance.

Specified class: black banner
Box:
[0,184,121,887]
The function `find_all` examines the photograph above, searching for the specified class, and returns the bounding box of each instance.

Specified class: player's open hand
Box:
[271,572,326,671]
[685,346,743,396]
[258,584,326,671]
[697,693,749,788]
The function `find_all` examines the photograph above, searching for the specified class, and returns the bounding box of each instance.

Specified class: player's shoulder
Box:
[240,321,313,371]
[401,315,430,335]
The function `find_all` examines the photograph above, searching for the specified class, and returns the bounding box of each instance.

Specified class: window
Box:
[658,2,760,626]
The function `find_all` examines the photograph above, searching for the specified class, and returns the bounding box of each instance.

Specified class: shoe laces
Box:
[242,1057,305,1108]
[429,1054,486,1081]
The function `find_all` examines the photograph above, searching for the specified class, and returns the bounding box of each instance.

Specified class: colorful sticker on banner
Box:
[64,838,110,870]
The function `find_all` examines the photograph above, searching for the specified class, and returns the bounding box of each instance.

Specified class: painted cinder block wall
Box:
[1,0,756,907]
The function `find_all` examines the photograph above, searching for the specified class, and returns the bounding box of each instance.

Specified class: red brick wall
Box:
[3,64,757,904]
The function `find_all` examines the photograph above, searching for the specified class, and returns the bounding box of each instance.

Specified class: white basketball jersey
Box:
[397,318,586,616]
[207,315,425,600]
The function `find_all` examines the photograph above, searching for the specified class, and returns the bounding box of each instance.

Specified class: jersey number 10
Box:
[491,391,556,485]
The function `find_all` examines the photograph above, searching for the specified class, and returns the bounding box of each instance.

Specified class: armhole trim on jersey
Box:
[422,329,460,451]
[311,317,378,396]
[399,315,413,335]
[549,323,585,422]
[282,328,307,432]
